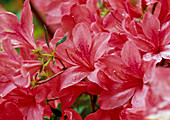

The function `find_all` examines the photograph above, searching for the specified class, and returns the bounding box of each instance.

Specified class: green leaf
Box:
[43,116,50,120]
[15,48,20,54]
[53,59,56,66]
[56,35,68,47]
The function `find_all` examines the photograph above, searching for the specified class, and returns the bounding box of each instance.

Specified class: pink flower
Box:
[123,12,170,62]
[0,39,42,97]
[145,67,170,120]
[3,86,49,120]
[0,0,36,49]
[96,41,155,110]
[85,108,122,120]
[49,23,111,91]
[0,101,23,120]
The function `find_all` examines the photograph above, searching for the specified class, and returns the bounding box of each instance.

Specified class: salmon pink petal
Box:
[12,72,30,88]
[0,75,16,97]
[72,22,92,53]
[121,41,141,71]
[108,0,125,9]
[142,12,160,40]
[92,32,111,61]
[20,0,36,49]
[64,109,82,120]
[131,85,149,107]
[5,88,45,120]
[85,108,122,120]
[0,12,20,32]
[87,82,103,95]
[0,102,23,120]
[60,66,91,91]
[98,87,135,110]
[87,69,115,91]
[97,55,123,82]
[59,82,88,110]
[150,67,170,99]
[128,36,155,52]
[26,102,45,120]
[21,60,42,77]
[1,39,22,63]
[34,85,51,103]
[120,104,145,120]
[61,15,75,34]
[21,0,33,40]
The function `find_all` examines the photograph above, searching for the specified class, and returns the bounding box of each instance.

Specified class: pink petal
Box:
[1,39,22,63]
[59,66,91,91]
[150,67,170,99]
[98,87,135,110]
[108,0,125,9]
[21,0,33,39]
[21,60,42,77]
[61,15,75,34]
[92,32,111,61]
[0,102,23,120]
[87,69,115,91]
[120,104,145,120]
[96,55,123,82]
[142,12,160,40]
[0,12,20,32]
[59,82,88,110]
[72,22,92,53]
[85,108,122,120]
[0,75,16,97]
[12,72,30,88]
[128,36,155,52]
[131,85,149,107]
[121,41,141,71]
[64,109,82,120]
[20,0,36,49]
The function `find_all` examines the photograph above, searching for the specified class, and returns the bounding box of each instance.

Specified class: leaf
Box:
[0,44,1,52]
[15,48,20,54]
[50,106,62,117]
[53,59,56,66]
[56,35,68,47]
[43,116,50,120]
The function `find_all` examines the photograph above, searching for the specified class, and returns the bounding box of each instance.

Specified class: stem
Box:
[55,57,67,70]
[159,58,166,66]
[90,95,97,112]
[29,1,54,39]
[38,71,64,84]
[47,97,59,102]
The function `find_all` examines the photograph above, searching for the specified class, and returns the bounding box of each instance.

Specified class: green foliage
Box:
[71,94,93,119]
[0,44,1,52]
[56,35,68,47]
[43,116,50,120]
[15,48,20,54]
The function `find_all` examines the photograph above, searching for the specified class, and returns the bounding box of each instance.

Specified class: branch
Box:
[29,1,54,39]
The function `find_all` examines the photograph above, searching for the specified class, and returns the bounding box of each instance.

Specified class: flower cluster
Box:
[0,0,170,119]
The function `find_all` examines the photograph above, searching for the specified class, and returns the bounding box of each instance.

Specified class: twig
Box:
[38,71,64,84]
[29,1,54,39]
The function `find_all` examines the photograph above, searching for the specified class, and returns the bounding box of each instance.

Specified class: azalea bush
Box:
[0,0,170,120]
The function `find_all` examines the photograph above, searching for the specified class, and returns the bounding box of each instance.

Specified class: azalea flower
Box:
[123,12,170,62]
[0,0,36,49]
[96,41,155,110]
